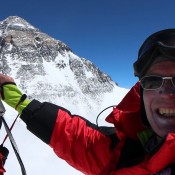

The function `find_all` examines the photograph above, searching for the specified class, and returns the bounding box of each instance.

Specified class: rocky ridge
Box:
[0,16,123,120]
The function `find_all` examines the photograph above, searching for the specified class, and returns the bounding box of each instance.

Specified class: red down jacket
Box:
[20,82,175,175]
[0,155,5,175]
[0,146,9,175]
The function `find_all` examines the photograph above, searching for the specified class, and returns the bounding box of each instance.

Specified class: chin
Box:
[157,130,175,138]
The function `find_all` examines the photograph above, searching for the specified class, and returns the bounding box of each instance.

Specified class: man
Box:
[0,29,175,174]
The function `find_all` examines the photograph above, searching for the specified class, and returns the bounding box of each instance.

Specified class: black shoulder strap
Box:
[117,138,145,169]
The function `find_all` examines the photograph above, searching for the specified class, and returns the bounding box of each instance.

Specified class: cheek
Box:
[143,91,154,117]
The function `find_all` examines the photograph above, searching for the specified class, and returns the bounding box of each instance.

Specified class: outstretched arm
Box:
[0,73,119,175]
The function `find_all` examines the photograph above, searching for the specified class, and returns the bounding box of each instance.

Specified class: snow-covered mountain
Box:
[0,16,129,175]
[0,16,128,121]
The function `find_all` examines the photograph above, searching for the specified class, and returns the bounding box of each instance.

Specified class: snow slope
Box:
[0,86,128,175]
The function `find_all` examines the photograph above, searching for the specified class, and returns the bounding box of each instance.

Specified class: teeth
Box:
[159,108,175,116]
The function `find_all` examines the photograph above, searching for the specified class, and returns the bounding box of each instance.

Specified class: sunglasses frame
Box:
[140,75,175,90]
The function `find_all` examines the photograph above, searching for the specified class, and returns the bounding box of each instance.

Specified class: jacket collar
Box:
[106,82,145,139]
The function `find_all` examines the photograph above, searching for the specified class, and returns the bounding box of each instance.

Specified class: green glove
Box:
[1,83,30,114]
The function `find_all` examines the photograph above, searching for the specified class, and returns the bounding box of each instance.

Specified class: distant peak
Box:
[4,16,23,21]
[1,16,36,30]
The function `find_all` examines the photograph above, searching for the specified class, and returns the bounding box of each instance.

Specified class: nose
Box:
[159,79,175,95]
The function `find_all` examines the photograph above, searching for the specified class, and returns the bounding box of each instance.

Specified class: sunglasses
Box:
[133,29,175,78]
[140,75,175,90]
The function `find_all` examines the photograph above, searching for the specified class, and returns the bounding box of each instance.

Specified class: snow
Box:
[0,16,131,174]
[0,87,128,175]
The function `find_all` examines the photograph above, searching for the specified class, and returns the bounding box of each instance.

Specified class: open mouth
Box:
[158,108,175,117]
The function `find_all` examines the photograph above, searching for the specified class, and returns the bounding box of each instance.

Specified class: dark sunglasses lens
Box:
[141,76,163,89]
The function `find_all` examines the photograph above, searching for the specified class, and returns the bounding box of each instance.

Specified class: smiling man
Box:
[1,29,175,174]
[142,60,175,138]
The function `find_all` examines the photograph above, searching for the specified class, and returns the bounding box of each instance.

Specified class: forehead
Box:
[146,60,175,76]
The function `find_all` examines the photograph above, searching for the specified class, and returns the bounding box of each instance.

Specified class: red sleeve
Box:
[49,108,118,175]
[21,100,119,175]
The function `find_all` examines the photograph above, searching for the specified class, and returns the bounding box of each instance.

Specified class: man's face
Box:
[143,60,175,137]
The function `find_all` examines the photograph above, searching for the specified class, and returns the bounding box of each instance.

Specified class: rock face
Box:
[0,16,125,121]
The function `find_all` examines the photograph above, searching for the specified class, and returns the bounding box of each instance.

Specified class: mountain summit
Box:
[0,16,128,122]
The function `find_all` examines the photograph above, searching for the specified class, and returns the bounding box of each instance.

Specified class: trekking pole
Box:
[0,100,27,175]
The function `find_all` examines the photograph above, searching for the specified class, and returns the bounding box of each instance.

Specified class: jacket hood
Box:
[106,82,145,139]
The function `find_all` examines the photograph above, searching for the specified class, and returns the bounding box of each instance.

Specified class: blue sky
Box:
[1,0,175,88]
